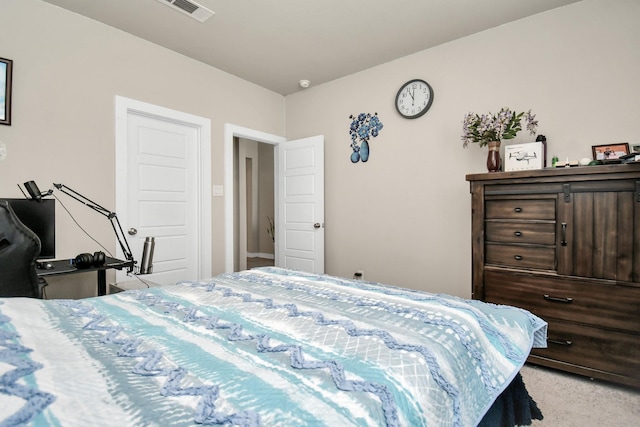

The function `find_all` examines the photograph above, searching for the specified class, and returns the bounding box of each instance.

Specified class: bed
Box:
[1,267,546,426]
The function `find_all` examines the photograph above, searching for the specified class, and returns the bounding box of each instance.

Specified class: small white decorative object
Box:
[504,141,544,171]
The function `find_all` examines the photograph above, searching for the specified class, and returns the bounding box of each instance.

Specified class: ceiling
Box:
[40,0,581,96]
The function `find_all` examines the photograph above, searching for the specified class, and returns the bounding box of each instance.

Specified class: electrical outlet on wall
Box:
[354,270,364,280]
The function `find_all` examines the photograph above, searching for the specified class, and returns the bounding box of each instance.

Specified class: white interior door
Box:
[276,136,324,274]
[116,97,211,285]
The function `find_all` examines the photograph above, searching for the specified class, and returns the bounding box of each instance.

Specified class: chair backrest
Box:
[0,200,42,297]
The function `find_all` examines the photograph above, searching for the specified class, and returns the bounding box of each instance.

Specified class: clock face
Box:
[395,79,434,119]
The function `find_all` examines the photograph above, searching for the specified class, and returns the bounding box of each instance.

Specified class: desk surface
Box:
[36,256,134,277]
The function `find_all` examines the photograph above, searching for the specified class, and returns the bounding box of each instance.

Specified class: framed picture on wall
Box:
[591,143,629,161]
[1,57,12,126]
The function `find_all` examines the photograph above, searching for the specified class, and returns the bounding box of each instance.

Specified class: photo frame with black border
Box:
[1,57,12,126]
[591,143,629,161]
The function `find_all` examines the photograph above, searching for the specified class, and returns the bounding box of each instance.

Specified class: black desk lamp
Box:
[23,180,139,273]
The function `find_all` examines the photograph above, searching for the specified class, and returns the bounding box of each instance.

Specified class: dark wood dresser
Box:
[466,164,640,388]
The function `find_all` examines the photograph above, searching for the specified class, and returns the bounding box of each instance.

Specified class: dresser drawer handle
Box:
[514,231,523,237]
[514,207,523,213]
[543,294,573,304]
[514,255,523,261]
[548,339,573,346]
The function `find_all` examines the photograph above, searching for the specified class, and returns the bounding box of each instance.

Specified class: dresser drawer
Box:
[485,243,556,270]
[486,222,555,245]
[486,199,555,220]
[484,270,640,334]
[531,319,640,380]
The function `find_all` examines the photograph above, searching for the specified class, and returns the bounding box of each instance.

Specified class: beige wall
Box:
[285,0,640,297]
[0,0,284,297]
[1,0,639,299]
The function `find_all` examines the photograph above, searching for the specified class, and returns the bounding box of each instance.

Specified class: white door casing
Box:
[223,124,324,274]
[276,136,325,274]
[115,96,211,284]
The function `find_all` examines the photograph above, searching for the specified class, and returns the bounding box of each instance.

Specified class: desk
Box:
[36,256,134,296]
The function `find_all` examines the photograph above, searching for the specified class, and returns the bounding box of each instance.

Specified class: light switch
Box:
[212,185,224,196]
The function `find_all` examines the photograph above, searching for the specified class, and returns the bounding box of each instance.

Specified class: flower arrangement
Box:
[349,112,383,163]
[462,108,538,148]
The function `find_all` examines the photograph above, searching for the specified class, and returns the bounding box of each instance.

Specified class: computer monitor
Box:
[1,198,56,260]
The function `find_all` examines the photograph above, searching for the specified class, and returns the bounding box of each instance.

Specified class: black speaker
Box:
[73,251,106,269]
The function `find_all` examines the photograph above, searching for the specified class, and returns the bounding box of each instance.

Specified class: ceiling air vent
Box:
[157,0,214,23]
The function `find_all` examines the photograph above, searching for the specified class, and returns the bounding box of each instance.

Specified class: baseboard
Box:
[247,253,274,260]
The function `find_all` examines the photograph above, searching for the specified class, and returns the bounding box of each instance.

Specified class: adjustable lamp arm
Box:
[53,183,135,270]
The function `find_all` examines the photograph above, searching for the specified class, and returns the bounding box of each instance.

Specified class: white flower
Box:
[462,108,538,148]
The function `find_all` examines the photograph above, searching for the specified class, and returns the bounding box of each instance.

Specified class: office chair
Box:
[0,200,43,298]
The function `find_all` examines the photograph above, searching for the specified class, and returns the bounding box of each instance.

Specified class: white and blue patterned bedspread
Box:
[0,267,546,426]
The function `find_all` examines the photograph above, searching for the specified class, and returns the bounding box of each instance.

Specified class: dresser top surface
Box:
[466,163,640,183]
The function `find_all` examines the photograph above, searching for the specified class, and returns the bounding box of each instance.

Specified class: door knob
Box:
[314,223,321,229]
[128,227,138,235]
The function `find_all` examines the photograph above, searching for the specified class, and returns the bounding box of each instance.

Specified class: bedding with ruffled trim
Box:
[0,267,546,426]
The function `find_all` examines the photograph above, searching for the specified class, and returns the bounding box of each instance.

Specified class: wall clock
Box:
[395,79,434,119]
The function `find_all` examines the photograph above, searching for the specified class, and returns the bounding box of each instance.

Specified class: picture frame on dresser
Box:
[0,57,12,126]
[591,143,629,161]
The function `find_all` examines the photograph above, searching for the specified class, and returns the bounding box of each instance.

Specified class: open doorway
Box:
[223,124,285,273]
[224,124,324,274]
[236,138,275,271]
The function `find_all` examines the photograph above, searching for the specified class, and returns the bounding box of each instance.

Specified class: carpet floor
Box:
[520,364,640,426]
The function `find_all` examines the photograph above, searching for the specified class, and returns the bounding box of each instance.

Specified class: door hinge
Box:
[563,183,571,203]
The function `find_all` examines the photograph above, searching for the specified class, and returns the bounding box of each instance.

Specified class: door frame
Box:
[224,124,285,272]
[115,96,212,281]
